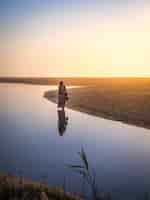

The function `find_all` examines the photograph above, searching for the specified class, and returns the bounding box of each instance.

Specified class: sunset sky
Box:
[0,0,150,77]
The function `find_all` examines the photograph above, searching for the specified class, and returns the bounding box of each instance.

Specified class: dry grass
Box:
[0,173,83,200]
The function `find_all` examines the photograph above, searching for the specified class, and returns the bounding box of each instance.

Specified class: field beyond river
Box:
[1,77,150,129]
[44,78,150,129]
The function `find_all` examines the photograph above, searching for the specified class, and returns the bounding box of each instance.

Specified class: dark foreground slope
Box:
[0,173,82,200]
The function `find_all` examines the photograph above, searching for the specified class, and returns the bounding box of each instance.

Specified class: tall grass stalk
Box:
[68,148,101,200]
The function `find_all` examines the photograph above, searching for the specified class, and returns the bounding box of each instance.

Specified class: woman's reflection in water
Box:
[57,108,69,136]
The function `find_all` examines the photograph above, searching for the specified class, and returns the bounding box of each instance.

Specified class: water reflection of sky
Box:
[0,83,150,199]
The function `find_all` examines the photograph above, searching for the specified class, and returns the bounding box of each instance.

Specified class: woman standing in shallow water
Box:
[58,81,68,109]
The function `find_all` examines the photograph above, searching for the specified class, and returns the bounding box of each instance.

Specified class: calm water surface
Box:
[0,84,150,199]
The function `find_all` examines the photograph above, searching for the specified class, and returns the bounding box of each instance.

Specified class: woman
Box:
[58,81,68,109]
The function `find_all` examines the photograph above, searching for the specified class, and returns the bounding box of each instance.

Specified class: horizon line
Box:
[0,76,150,79]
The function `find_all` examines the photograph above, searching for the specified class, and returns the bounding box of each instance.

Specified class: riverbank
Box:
[0,172,82,200]
[1,77,150,129]
[44,79,150,129]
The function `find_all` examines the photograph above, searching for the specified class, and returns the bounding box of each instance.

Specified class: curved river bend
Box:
[0,84,150,199]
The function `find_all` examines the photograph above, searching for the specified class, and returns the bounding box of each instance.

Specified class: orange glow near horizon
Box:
[0,3,150,77]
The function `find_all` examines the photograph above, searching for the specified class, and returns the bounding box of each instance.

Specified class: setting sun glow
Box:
[0,1,150,77]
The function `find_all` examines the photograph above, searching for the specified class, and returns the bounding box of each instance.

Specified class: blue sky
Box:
[0,0,146,35]
[0,0,142,19]
[0,0,147,30]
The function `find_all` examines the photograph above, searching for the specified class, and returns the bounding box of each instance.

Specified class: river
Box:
[0,83,150,199]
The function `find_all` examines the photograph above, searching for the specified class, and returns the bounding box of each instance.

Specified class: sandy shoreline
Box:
[44,85,150,130]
